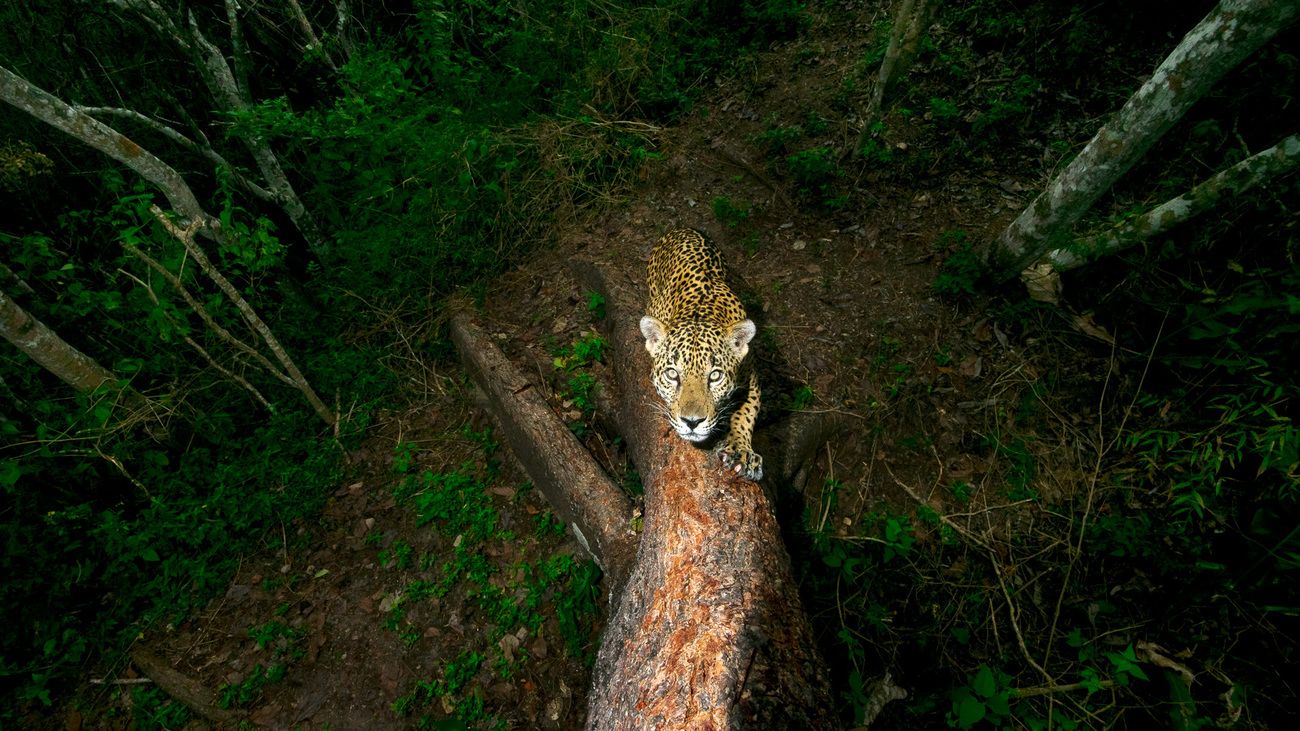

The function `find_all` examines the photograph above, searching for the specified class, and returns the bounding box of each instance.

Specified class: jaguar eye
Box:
[708,369,723,383]
[665,367,679,381]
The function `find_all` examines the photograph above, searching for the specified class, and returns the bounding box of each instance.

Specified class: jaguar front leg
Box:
[715,369,763,481]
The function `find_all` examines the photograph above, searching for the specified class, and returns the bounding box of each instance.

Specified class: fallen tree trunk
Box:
[571,257,838,731]
[451,312,638,599]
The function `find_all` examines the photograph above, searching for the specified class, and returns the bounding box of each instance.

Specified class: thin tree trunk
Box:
[571,256,839,731]
[149,207,336,426]
[981,0,1299,281]
[0,288,119,393]
[858,0,937,152]
[186,2,332,260]
[0,65,216,235]
[1046,134,1300,271]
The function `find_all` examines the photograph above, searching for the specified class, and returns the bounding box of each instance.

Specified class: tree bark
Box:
[184,1,332,260]
[0,287,119,393]
[1045,134,1300,271]
[0,65,216,235]
[981,0,1299,281]
[571,256,838,731]
[450,312,638,600]
[129,648,246,725]
[858,0,937,150]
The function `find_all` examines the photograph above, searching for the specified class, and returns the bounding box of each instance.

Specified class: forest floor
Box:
[33,3,1198,730]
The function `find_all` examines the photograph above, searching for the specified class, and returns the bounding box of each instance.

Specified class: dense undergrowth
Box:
[776,1,1299,728]
[0,0,805,718]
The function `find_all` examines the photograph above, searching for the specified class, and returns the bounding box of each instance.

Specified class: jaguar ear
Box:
[729,319,757,359]
[640,316,667,353]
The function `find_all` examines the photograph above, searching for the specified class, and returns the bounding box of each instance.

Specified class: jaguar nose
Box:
[682,416,704,431]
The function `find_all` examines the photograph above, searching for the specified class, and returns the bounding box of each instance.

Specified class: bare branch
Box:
[119,236,294,387]
[148,206,336,425]
[982,0,1299,280]
[334,0,354,60]
[224,0,254,104]
[74,106,275,202]
[0,65,218,235]
[1045,134,1300,271]
[117,267,276,413]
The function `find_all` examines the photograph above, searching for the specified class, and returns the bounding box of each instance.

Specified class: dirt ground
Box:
[31,3,1133,729]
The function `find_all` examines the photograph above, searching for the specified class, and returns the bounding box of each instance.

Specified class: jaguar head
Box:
[640,316,756,442]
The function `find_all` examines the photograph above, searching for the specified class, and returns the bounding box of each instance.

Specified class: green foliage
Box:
[928,97,961,123]
[552,332,608,371]
[752,117,804,151]
[132,686,190,731]
[219,663,287,708]
[712,196,750,227]
[934,231,979,299]
[586,291,606,320]
[785,147,844,207]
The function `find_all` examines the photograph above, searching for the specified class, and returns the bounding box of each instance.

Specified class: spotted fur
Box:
[640,229,763,481]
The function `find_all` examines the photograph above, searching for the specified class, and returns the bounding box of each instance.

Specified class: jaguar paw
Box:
[716,442,763,482]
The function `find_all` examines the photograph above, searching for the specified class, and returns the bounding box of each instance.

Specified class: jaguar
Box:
[640,228,763,481]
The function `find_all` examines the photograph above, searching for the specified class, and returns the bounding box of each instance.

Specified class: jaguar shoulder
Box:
[639,228,763,481]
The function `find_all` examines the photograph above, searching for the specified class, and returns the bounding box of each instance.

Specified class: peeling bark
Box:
[982,0,1298,281]
[572,257,838,731]
[451,312,638,599]
[1046,134,1300,271]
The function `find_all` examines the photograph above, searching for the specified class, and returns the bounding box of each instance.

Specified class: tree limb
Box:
[0,65,218,236]
[75,106,275,202]
[1044,134,1300,271]
[451,312,637,599]
[982,0,1299,280]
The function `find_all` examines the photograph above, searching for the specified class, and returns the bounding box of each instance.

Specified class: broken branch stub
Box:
[450,312,637,598]
[571,256,839,731]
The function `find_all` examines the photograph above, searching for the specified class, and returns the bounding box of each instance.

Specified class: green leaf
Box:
[973,665,996,698]
[958,696,987,727]
[140,548,160,562]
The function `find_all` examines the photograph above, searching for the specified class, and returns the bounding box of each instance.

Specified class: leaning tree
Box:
[980,0,1299,282]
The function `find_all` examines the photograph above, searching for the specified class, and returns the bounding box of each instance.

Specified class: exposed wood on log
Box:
[451,312,638,599]
[129,648,244,725]
[571,256,839,731]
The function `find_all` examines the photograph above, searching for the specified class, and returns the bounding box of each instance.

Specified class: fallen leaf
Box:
[1020,262,1061,305]
[1071,312,1115,344]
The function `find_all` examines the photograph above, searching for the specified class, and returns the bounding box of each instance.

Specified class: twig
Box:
[149,206,336,425]
[120,238,292,385]
[1010,679,1118,698]
[116,268,276,413]
[90,678,154,685]
[944,499,1036,519]
[989,553,1054,685]
[74,106,274,202]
